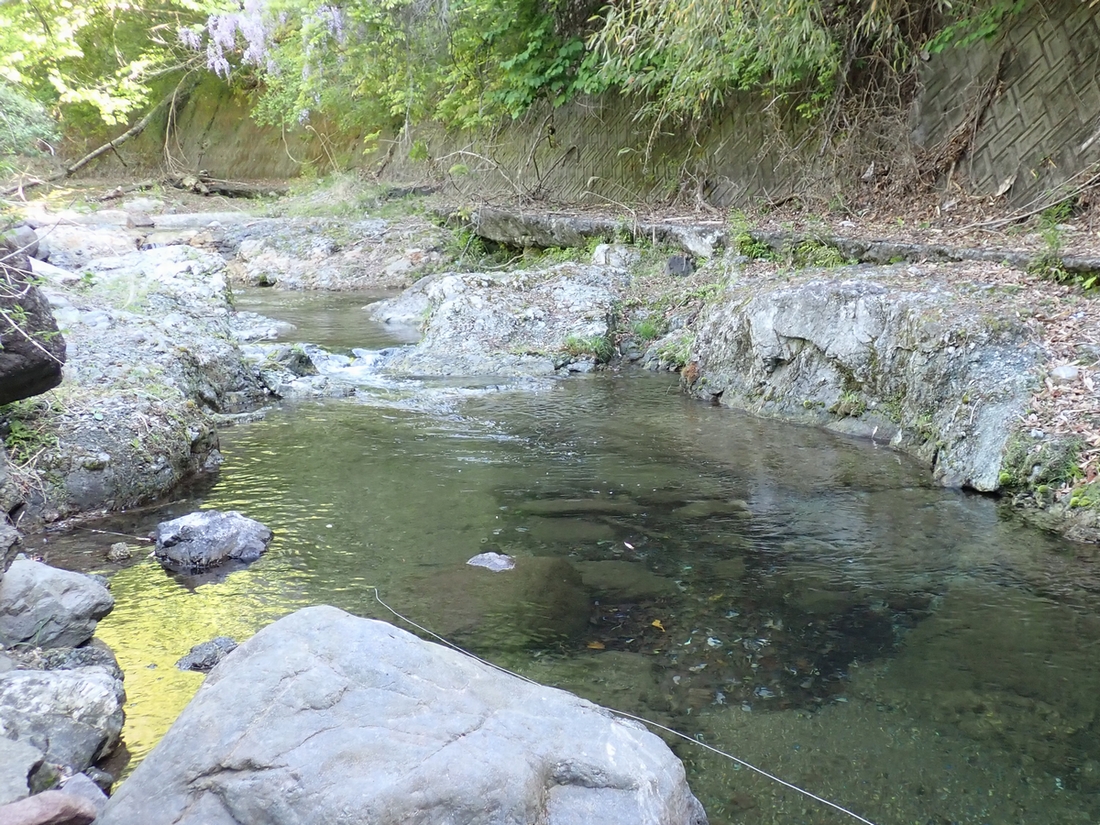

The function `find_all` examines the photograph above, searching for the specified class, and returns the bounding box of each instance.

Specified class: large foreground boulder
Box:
[153,510,273,573]
[0,240,66,405]
[0,559,113,649]
[99,605,708,825]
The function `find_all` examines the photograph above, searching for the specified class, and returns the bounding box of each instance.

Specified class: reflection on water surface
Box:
[41,293,1100,824]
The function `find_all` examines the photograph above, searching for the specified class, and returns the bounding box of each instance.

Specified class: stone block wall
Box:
[912,0,1100,207]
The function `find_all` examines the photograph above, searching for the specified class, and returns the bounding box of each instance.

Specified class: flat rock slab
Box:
[99,605,708,825]
[0,789,98,825]
[154,510,273,573]
[0,559,114,649]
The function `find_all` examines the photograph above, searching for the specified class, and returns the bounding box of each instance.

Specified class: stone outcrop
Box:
[689,273,1042,492]
[154,510,273,573]
[14,242,264,521]
[99,605,707,825]
[0,651,125,796]
[0,559,114,649]
[0,240,66,405]
[369,264,627,376]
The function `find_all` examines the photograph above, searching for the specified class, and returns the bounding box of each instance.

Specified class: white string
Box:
[372,588,881,825]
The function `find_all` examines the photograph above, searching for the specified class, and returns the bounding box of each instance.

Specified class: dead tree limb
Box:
[1,81,185,198]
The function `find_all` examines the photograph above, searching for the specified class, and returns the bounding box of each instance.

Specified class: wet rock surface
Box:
[99,605,708,825]
[0,240,66,405]
[154,510,272,573]
[175,636,237,672]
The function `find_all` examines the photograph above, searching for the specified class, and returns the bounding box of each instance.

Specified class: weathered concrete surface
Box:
[99,605,707,825]
[688,271,1042,492]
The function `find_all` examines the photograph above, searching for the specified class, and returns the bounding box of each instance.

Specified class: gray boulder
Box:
[0,736,43,804]
[0,240,66,405]
[154,510,273,573]
[58,773,109,816]
[0,667,125,774]
[0,560,114,649]
[99,605,708,825]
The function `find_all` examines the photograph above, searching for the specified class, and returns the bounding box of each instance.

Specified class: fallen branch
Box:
[1,76,194,198]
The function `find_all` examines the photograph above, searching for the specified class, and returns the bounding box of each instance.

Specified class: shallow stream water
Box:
[37,289,1100,824]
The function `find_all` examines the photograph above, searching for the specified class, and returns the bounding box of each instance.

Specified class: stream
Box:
[34,288,1100,824]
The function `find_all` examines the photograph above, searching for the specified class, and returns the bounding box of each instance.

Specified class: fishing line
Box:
[372,588,881,825]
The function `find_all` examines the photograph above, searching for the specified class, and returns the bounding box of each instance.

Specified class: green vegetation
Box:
[790,240,853,269]
[656,331,693,370]
[0,0,211,134]
[1027,200,1100,291]
[630,315,667,342]
[0,0,1031,175]
[0,84,58,175]
[830,391,867,417]
[562,333,615,363]
[0,399,58,461]
[999,434,1083,491]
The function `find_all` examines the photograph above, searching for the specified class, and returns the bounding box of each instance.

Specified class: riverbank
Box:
[2,172,1100,820]
[2,175,1097,541]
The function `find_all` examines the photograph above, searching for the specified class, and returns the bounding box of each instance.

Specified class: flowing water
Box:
[36,289,1100,824]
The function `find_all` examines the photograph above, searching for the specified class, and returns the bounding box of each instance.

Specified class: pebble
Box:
[1050,365,1079,384]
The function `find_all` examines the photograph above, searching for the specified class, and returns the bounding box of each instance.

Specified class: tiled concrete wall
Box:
[110,0,1099,209]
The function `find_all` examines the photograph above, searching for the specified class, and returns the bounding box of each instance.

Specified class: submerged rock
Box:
[466,551,515,571]
[418,555,590,650]
[154,510,272,573]
[175,636,237,672]
[98,605,708,825]
[0,560,114,649]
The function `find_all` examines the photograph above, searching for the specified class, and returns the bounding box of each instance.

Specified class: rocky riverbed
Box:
[0,178,1098,822]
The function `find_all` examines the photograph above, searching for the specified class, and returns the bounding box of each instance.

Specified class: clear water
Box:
[38,291,1100,824]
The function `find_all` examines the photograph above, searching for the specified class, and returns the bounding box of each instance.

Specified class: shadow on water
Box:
[32,291,1100,824]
